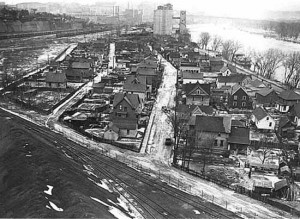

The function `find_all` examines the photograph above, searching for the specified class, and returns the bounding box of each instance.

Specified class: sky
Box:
[3,0,300,19]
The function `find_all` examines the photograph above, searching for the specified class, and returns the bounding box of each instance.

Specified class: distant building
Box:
[153,4,173,35]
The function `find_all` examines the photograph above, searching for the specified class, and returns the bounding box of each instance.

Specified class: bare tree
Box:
[211,35,223,52]
[221,40,235,60]
[256,49,284,79]
[283,52,300,86]
[196,132,215,175]
[198,32,211,50]
[231,41,242,61]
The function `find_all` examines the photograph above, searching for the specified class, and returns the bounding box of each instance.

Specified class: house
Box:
[103,123,119,141]
[168,52,181,67]
[136,68,160,91]
[255,88,278,106]
[251,106,275,130]
[177,104,214,125]
[249,79,267,88]
[181,71,204,84]
[92,82,105,94]
[182,82,210,106]
[45,71,67,88]
[227,85,252,109]
[179,62,201,73]
[220,64,237,76]
[112,93,141,137]
[194,115,231,149]
[217,74,251,88]
[276,90,300,113]
[123,75,148,103]
[65,62,94,82]
[277,116,295,139]
[289,102,300,127]
[209,56,224,72]
[228,127,250,154]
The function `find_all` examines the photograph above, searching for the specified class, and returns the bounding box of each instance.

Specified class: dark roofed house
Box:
[180,62,201,73]
[194,115,231,150]
[276,90,300,113]
[289,102,300,127]
[66,61,94,82]
[93,82,105,94]
[123,76,148,103]
[183,82,211,106]
[45,71,67,89]
[181,71,204,84]
[209,56,224,72]
[277,116,295,139]
[228,127,250,154]
[255,88,278,107]
[177,104,214,124]
[227,85,252,109]
[168,52,181,67]
[112,92,141,137]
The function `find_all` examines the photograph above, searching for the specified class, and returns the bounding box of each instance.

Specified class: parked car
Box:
[165,138,173,146]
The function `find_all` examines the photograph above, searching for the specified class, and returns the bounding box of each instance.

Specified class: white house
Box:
[251,106,275,130]
[220,64,237,76]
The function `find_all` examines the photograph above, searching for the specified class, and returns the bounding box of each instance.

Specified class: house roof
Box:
[93,82,105,88]
[228,127,250,145]
[252,106,268,121]
[113,119,137,130]
[71,62,91,69]
[123,76,147,93]
[169,52,180,58]
[180,62,198,67]
[183,82,211,95]
[137,60,157,69]
[113,93,140,109]
[218,74,249,83]
[45,71,66,83]
[290,102,300,117]
[256,88,275,97]
[229,84,248,95]
[182,71,204,80]
[195,115,231,134]
[278,116,291,129]
[137,68,156,76]
[220,64,237,74]
[231,119,246,127]
[177,104,214,115]
[249,79,266,88]
[278,90,300,101]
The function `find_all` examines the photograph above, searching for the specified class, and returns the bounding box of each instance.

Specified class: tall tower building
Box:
[153,3,173,35]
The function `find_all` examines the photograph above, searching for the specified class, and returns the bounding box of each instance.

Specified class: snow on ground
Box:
[48,201,63,212]
[44,185,53,195]
[88,177,113,193]
[90,197,132,219]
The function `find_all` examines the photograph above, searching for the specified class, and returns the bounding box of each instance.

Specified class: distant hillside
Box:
[264,11,300,21]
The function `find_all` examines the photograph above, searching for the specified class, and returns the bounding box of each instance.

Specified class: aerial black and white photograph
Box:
[0,0,300,218]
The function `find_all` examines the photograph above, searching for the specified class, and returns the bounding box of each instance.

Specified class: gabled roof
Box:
[195,115,231,134]
[183,82,210,96]
[252,106,269,121]
[137,59,157,69]
[177,104,214,115]
[45,72,66,83]
[256,88,276,97]
[113,93,140,109]
[229,84,248,96]
[278,90,300,101]
[220,64,237,74]
[71,62,91,69]
[182,71,203,80]
[278,116,292,129]
[228,127,250,145]
[218,74,249,83]
[123,76,147,93]
[249,79,266,88]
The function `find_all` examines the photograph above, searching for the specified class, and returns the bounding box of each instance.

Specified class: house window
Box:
[269,122,272,127]
[220,140,224,147]
[266,117,269,120]
[242,102,246,107]
[234,95,237,100]
[242,96,247,100]
[233,101,237,107]
[197,89,200,95]
[127,130,130,135]
[124,107,127,111]
[119,105,123,110]
[214,139,218,146]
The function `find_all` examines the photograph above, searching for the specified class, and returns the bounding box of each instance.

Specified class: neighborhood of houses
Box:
[1,25,300,211]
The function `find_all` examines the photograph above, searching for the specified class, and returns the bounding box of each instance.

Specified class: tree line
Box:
[198,32,300,88]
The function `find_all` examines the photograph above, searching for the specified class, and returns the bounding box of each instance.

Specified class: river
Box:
[188,23,300,82]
